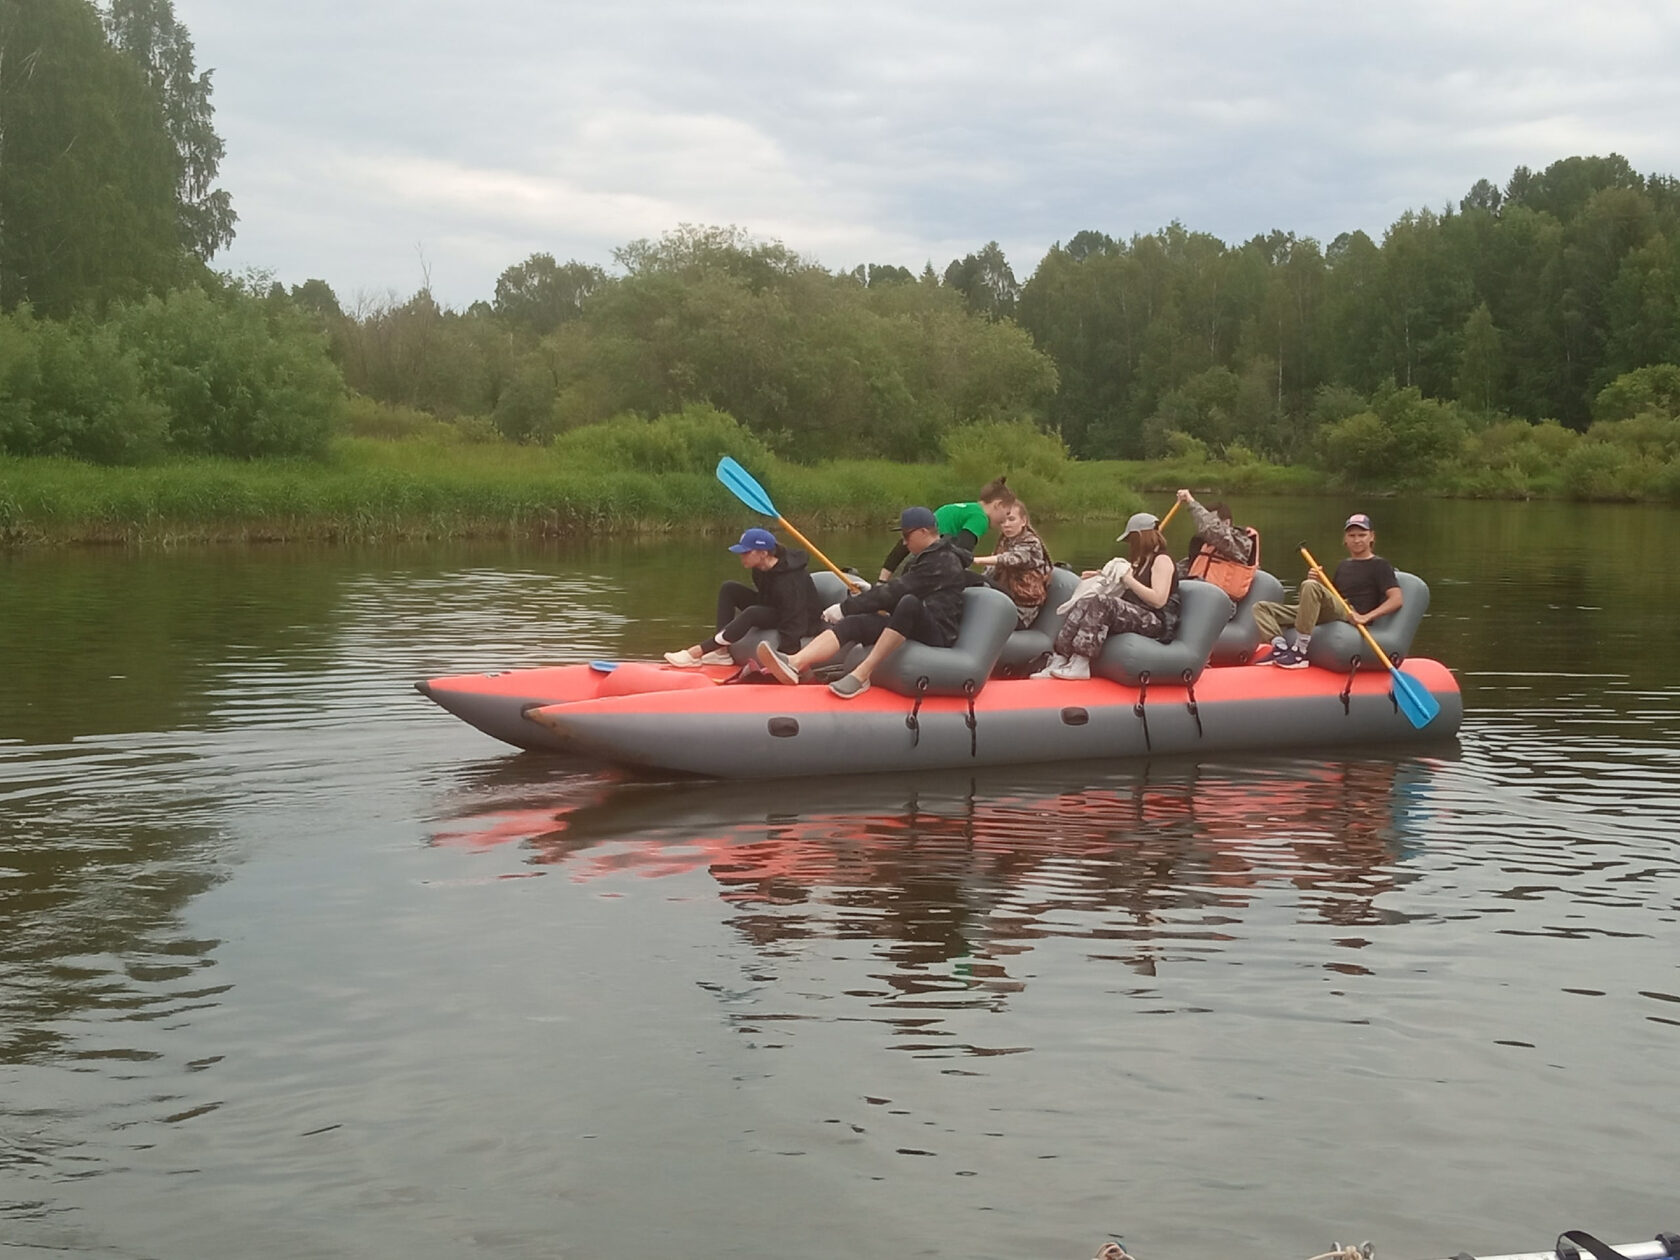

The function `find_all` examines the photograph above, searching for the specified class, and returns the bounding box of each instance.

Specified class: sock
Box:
[1295,633,1311,652]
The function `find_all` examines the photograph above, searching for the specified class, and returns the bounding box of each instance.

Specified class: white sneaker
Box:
[698,648,734,665]
[1030,652,1069,679]
[1050,655,1091,680]
[663,648,703,667]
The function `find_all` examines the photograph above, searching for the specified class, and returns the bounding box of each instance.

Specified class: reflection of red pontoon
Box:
[418,658,1461,778]
[429,758,1440,946]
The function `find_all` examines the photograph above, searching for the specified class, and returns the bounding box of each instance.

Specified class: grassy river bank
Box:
[0,438,1323,547]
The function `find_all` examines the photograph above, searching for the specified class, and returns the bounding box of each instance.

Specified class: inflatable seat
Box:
[994,567,1082,673]
[728,570,853,664]
[868,585,1021,698]
[1305,571,1431,672]
[1210,569,1285,666]
[1092,579,1234,687]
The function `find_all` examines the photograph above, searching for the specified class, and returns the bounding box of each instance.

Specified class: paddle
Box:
[1157,500,1182,532]
[715,457,862,592]
[1298,544,1441,730]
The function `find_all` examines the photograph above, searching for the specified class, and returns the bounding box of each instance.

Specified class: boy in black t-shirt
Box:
[1253,513,1404,669]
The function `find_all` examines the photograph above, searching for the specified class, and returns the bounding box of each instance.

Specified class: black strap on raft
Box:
[1180,668,1203,739]
[906,676,930,748]
[1558,1233,1663,1260]
[1133,670,1152,752]
[1340,656,1360,715]
[1657,1235,1680,1258]
[962,678,979,757]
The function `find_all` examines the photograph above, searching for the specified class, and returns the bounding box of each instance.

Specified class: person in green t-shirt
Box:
[877,477,1016,581]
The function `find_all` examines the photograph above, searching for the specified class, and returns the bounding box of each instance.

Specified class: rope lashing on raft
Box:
[963,678,979,757]
[1340,657,1360,715]
[906,676,930,747]
[1181,667,1203,739]
[1133,671,1152,752]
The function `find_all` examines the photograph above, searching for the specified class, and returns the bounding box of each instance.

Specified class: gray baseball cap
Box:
[1117,511,1159,540]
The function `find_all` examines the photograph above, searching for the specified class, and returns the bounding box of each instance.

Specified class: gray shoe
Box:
[828,673,870,699]
[756,640,800,685]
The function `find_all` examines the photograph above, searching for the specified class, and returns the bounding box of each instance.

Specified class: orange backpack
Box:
[1188,527,1260,601]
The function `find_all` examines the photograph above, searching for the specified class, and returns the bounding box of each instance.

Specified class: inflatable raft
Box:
[417,570,1461,778]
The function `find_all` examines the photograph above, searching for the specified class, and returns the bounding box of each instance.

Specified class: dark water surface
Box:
[3,499,1678,1260]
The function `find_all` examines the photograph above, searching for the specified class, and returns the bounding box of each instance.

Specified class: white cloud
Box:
[183,0,1680,305]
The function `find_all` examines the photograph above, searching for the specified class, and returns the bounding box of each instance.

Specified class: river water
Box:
[2,499,1678,1260]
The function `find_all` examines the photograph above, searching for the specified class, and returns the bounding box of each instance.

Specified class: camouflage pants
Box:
[1053,593,1165,659]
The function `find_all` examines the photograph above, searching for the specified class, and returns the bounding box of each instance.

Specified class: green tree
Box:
[943,241,1019,320]
[0,0,181,313]
[492,253,605,335]
[102,0,236,260]
[1454,302,1501,414]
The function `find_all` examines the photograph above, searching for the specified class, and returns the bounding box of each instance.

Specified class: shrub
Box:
[940,418,1069,488]
[108,283,346,458]
[0,309,168,464]
[1560,441,1648,500]
[551,405,773,475]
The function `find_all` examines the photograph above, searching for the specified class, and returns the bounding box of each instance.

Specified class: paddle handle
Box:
[1298,545,1399,671]
[1158,500,1181,532]
[779,516,862,593]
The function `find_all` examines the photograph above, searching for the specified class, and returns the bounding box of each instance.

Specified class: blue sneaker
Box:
[1270,644,1309,669]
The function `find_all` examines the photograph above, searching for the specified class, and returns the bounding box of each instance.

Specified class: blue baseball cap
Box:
[728,526,779,553]
[894,506,937,532]
[1343,512,1373,531]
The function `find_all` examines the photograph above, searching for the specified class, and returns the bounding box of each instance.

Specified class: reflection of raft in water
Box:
[417,576,1461,779]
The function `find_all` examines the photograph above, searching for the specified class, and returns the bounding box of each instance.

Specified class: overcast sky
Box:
[177,0,1680,309]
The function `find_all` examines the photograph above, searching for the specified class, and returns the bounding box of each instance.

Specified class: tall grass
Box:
[3,438,1165,546]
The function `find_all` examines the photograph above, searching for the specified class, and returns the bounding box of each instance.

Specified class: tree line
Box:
[2,1,1679,490]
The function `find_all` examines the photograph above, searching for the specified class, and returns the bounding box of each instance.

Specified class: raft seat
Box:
[1210,569,1286,666]
[1093,578,1234,687]
[1305,571,1431,672]
[994,567,1083,674]
[866,584,1021,698]
[728,570,854,665]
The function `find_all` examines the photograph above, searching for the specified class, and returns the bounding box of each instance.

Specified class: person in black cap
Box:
[664,526,823,667]
[1252,512,1403,668]
[759,506,971,699]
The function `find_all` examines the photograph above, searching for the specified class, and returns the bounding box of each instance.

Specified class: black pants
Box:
[702,581,781,652]
[834,593,952,650]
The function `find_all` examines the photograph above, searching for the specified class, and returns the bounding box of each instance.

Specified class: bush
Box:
[108,283,346,458]
[1593,363,1680,422]
[551,405,773,475]
[0,308,168,464]
[940,418,1069,488]
[1561,441,1649,500]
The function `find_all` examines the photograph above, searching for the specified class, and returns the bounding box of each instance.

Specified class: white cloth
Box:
[1055,557,1132,615]
[822,602,843,624]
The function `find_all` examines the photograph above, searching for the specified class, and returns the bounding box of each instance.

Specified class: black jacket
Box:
[755,546,824,647]
[840,537,971,643]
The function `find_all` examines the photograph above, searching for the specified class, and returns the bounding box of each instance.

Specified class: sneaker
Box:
[1029,652,1069,679]
[1270,644,1309,669]
[1050,655,1092,680]
[828,673,870,700]
[697,648,734,666]
[663,648,703,667]
[755,641,800,685]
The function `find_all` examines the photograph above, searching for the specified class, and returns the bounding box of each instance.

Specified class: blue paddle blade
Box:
[588,660,618,673]
[716,456,778,518]
[1388,666,1441,730]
